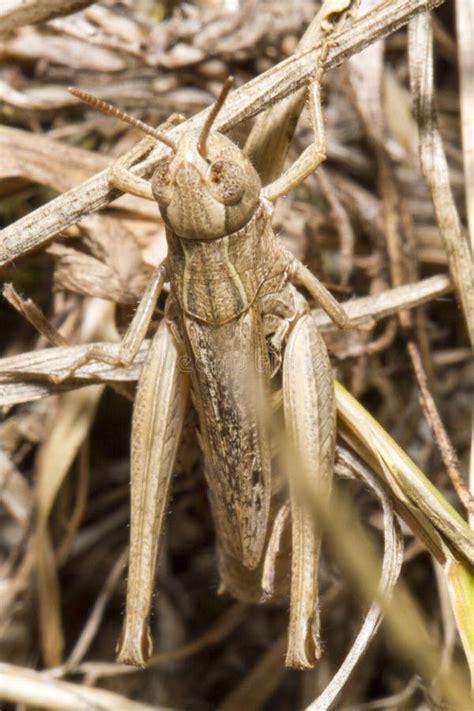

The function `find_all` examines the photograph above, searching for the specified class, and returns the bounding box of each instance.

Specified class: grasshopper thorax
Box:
[151,130,261,240]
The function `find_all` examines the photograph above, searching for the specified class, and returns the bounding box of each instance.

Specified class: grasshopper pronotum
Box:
[66,60,357,670]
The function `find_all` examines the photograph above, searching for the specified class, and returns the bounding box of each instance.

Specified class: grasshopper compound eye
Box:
[208,160,245,205]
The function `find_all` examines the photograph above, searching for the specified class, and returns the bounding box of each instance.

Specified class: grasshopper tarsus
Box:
[116,623,151,668]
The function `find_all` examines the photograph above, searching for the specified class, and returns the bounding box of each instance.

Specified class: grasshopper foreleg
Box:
[109,135,157,201]
[282,313,336,669]
[288,258,376,330]
[289,258,350,329]
[262,77,326,203]
[49,263,167,383]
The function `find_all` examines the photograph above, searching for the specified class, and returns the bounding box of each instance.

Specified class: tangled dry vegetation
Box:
[0,1,473,709]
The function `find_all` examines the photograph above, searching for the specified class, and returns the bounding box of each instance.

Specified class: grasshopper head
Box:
[68,80,261,240]
[151,130,261,239]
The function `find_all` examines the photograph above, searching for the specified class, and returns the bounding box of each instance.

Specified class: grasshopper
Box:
[65,53,357,670]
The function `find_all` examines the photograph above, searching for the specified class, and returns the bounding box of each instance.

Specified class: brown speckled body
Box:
[165,199,292,568]
[150,128,296,570]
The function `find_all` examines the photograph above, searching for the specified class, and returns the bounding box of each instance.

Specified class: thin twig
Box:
[62,603,247,681]
[407,342,474,513]
[3,284,68,348]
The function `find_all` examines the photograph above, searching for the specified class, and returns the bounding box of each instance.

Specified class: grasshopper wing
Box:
[183,306,272,569]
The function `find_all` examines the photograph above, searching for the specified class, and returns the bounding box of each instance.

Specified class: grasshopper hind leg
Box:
[282,312,335,669]
[117,319,189,666]
[260,283,335,668]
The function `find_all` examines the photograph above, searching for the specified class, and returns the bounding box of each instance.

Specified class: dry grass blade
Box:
[406,340,474,514]
[445,558,474,681]
[302,472,472,710]
[3,284,68,347]
[0,125,109,188]
[0,1,96,36]
[0,0,446,266]
[408,13,474,345]
[63,547,128,669]
[335,382,474,565]
[455,0,474,246]
[455,0,474,530]
[0,342,143,388]
[65,603,247,681]
[307,447,404,710]
[345,12,472,517]
[0,126,158,219]
[0,275,452,408]
[0,661,163,710]
[312,273,451,329]
[279,402,472,708]
[34,386,103,665]
[335,382,474,680]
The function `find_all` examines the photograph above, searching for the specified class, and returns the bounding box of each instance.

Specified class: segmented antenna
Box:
[68,87,177,150]
[198,76,234,157]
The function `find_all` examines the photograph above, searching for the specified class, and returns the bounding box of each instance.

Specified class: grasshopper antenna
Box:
[198,76,234,157]
[68,87,177,151]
